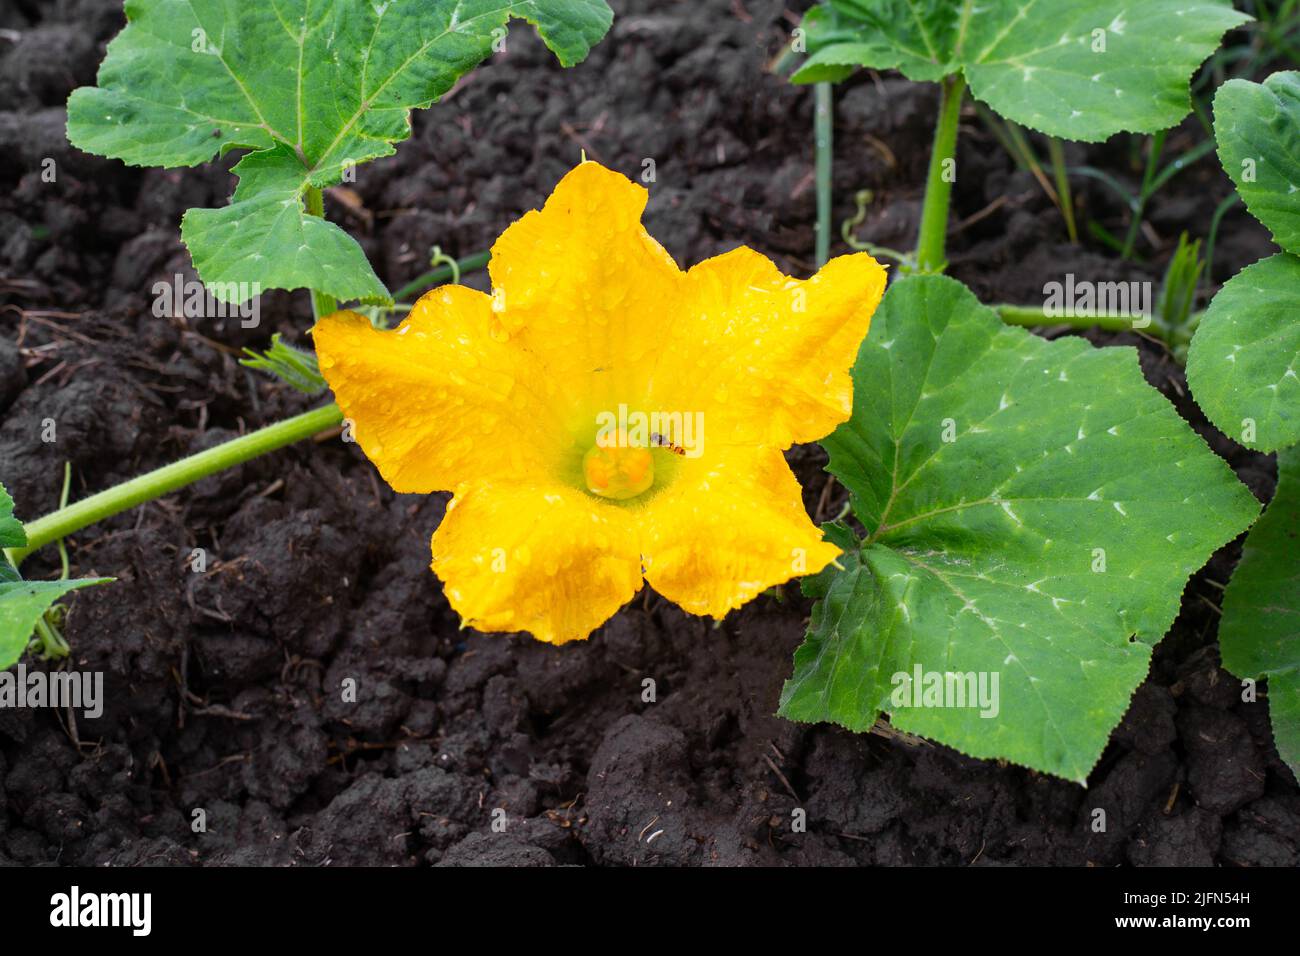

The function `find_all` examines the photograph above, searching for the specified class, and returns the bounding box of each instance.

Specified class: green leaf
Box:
[791,43,886,84]
[1219,445,1300,780]
[1185,74,1300,451]
[241,332,328,394]
[792,1,954,84]
[67,0,614,305]
[779,275,1260,782]
[0,578,112,671]
[1186,254,1300,452]
[0,483,111,669]
[1214,72,1300,256]
[794,0,1251,141]
[0,482,25,555]
[801,521,860,599]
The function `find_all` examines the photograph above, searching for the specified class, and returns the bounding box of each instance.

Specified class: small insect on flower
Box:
[650,432,686,456]
[313,161,887,644]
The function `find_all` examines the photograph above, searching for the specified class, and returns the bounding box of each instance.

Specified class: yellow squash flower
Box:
[313,161,886,644]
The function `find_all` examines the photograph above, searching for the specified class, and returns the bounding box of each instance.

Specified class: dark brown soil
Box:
[0,0,1296,867]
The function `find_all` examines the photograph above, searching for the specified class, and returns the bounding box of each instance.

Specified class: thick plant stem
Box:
[814,82,833,268]
[7,404,343,566]
[914,74,967,274]
[996,304,1142,332]
[304,186,338,320]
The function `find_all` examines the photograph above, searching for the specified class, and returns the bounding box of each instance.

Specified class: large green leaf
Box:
[779,276,1260,782]
[793,0,1250,141]
[1214,72,1300,256]
[1187,254,1300,452]
[67,0,614,305]
[0,482,112,669]
[1185,74,1300,451]
[1219,445,1300,779]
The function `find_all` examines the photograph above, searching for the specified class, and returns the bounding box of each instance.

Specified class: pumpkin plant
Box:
[1,0,1290,791]
[65,0,614,317]
[791,0,1252,272]
[778,0,1298,782]
[1186,70,1300,777]
[2,0,614,666]
[779,274,1258,781]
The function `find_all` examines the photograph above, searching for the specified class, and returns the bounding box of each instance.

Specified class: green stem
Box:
[55,461,72,579]
[1120,131,1165,260]
[304,186,338,320]
[393,250,491,302]
[769,39,800,76]
[6,404,343,566]
[1046,137,1078,244]
[1203,193,1240,295]
[32,616,69,659]
[915,74,967,274]
[814,81,834,268]
[995,304,1142,332]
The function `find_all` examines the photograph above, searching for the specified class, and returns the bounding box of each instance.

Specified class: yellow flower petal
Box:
[648,247,887,448]
[313,288,573,494]
[487,161,684,420]
[638,446,842,618]
[313,161,887,643]
[431,483,643,644]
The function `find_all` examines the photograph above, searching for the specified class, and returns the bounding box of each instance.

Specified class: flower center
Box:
[583,439,654,500]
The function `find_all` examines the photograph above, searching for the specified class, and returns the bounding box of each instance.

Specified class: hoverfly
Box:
[649,432,687,456]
